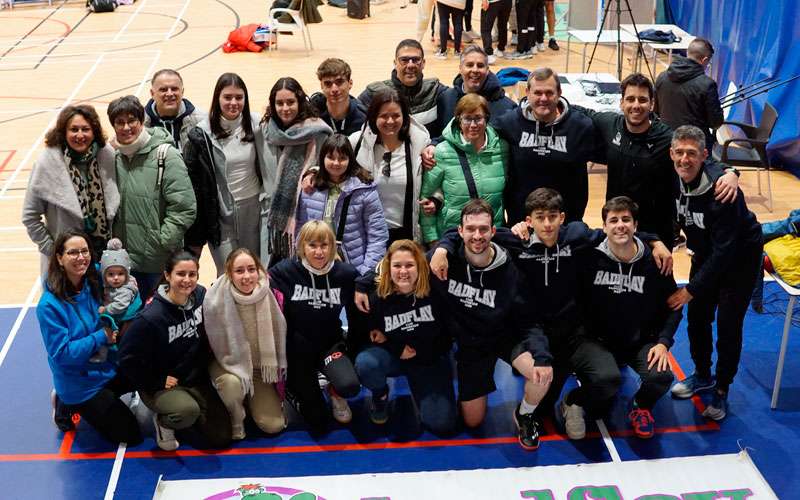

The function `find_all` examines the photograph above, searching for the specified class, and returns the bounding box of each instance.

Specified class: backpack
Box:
[87,0,117,12]
[347,0,369,19]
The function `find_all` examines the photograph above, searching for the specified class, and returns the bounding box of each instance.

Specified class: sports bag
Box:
[87,0,117,12]
[347,0,369,19]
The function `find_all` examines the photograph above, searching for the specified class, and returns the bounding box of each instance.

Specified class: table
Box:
[620,23,695,70]
[513,72,622,113]
[565,29,641,74]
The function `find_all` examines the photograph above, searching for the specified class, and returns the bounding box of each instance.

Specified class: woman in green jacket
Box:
[419,94,508,245]
[108,95,197,299]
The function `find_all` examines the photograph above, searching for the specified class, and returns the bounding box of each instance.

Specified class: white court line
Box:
[133,49,162,98]
[0,195,25,200]
[0,304,25,309]
[0,226,25,231]
[596,418,622,463]
[165,0,191,40]
[0,56,156,70]
[113,0,148,42]
[0,52,105,199]
[0,32,172,46]
[103,393,139,500]
[0,279,40,370]
[0,49,162,60]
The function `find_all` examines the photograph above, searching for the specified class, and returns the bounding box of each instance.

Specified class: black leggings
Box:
[514,0,538,52]
[286,341,360,433]
[68,373,142,445]
[481,0,512,54]
[437,2,464,53]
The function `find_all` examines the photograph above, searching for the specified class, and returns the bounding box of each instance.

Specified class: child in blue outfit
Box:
[93,238,141,362]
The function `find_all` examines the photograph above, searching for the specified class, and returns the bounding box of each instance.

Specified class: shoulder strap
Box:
[455,148,479,199]
[156,143,171,189]
[336,194,353,247]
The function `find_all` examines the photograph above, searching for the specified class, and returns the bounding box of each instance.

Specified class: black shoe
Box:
[513,404,540,450]
[51,389,75,432]
[548,37,560,50]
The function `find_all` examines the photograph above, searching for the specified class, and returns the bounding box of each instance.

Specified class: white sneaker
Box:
[464,30,480,41]
[495,49,505,59]
[560,400,586,440]
[434,51,447,60]
[153,415,179,451]
[231,423,246,440]
[511,34,518,46]
[487,54,497,65]
[531,45,539,55]
[328,386,352,424]
[536,42,545,52]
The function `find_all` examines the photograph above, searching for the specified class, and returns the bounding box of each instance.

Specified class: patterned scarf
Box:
[64,143,110,241]
[265,118,331,260]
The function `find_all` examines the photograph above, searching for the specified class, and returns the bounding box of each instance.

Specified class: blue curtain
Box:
[668,0,800,171]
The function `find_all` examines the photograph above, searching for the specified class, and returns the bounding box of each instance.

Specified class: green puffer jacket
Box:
[420,120,508,242]
[113,127,196,273]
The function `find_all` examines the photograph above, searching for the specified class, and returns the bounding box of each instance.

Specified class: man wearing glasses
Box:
[493,67,598,224]
[359,39,448,137]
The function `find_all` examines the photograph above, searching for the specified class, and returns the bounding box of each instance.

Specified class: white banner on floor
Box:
[153,451,777,499]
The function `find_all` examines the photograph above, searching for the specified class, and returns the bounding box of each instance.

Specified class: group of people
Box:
[27,37,762,452]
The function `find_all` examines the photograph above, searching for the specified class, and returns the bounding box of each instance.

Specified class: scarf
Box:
[64,142,110,241]
[265,117,331,259]
[205,273,287,398]
[115,129,152,159]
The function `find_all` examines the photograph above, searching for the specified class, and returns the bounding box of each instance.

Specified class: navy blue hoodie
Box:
[429,241,551,366]
[309,93,368,136]
[494,98,598,223]
[366,290,451,366]
[579,237,681,354]
[675,160,763,298]
[119,284,210,393]
[268,257,359,354]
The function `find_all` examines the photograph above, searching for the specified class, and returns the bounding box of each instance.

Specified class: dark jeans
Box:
[437,2,464,53]
[131,271,162,303]
[532,0,545,43]
[286,341,360,432]
[355,347,457,436]
[481,0,512,54]
[686,243,763,391]
[67,373,142,445]
[566,339,673,415]
[463,0,474,31]
[514,0,537,52]
[388,226,414,246]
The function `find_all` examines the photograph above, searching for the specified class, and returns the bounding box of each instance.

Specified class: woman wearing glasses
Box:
[419,94,508,245]
[296,134,388,275]
[349,88,431,245]
[37,230,142,445]
[22,105,119,275]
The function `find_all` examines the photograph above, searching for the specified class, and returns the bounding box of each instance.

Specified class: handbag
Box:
[87,0,117,12]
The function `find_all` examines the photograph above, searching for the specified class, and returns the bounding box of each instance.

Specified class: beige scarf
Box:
[205,273,287,397]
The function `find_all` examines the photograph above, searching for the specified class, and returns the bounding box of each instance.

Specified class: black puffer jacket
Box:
[655,56,724,146]
[182,127,221,247]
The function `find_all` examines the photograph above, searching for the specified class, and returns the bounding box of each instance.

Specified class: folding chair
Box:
[268,0,313,56]
[767,269,800,409]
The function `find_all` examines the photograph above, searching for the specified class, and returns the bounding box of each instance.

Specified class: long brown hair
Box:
[44,105,107,150]
[46,230,103,303]
[376,239,430,299]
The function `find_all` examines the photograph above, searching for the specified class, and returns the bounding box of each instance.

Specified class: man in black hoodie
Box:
[564,196,680,439]
[667,125,762,422]
[655,39,724,150]
[144,69,206,150]
[310,58,367,136]
[430,199,552,451]
[493,67,598,224]
[576,73,738,246]
[359,39,448,137]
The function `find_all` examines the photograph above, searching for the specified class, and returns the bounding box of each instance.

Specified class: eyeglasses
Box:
[460,115,486,125]
[113,117,141,129]
[64,248,91,259]
[397,56,422,66]
[382,151,392,177]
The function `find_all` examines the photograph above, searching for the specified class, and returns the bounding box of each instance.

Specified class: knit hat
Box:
[100,238,131,276]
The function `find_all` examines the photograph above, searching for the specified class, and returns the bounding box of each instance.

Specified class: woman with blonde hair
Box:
[354,239,456,435]
[268,221,361,433]
[204,248,288,440]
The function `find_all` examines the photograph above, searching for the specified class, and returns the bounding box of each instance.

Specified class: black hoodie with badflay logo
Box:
[119,284,210,393]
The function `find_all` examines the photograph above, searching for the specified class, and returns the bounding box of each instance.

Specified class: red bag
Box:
[223,24,263,53]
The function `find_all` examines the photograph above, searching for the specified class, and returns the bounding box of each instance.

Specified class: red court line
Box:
[0,150,16,174]
[668,352,718,421]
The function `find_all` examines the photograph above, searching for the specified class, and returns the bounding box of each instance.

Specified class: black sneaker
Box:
[513,404,540,450]
[548,37,560,50]
[51,389,75,432]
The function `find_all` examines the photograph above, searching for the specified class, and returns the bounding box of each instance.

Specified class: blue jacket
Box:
[296,175,388,274]
[37,282,116,405]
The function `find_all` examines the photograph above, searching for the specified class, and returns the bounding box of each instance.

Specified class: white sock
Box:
[519,398,537,415]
